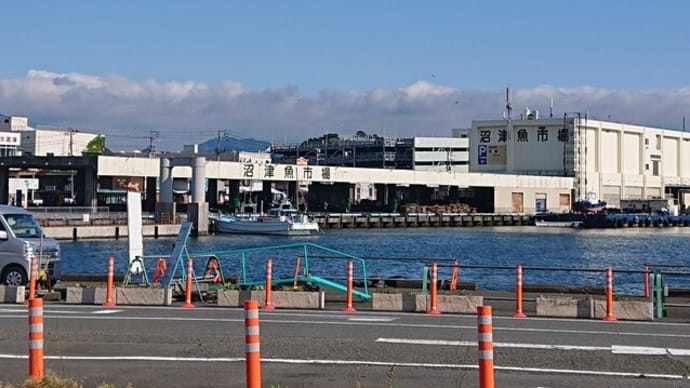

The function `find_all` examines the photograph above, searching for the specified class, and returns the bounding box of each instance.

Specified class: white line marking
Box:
[376,338,610,351]
[378,338,690,356]
[91,310,123,315]
[0,354,683,380]
[347,317,396,322]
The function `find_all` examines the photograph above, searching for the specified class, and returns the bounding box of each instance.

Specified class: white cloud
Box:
[1,70,689,151]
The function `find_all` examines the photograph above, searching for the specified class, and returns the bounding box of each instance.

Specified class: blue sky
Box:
[1,1,689,151]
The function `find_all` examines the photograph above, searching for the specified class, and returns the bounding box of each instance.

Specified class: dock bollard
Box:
[643,265,649,298]
[102,256,116,307]
[244,300,262,388]
[512,265,527,318]
[28,255,38,301]
[342,260,356,312]
[427,262,440,315]
[28,298,44,380]
[602,266,617,321]
[182,258,195,308]
[263,258,274,310]
[477,305,494,388]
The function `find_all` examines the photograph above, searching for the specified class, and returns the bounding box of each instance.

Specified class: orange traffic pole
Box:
[512,265,527,318]
[342,260,356,312]
[263,258,274,310]
[28,297,44,381]
[182,258,195,308]
[28,255,38,300]
[102,256,116,307]
[244,300,261,388]
[427,262,440,315]
[602,266,617,321]
[293,255,301,289]
[477,305,494,388]
[450,259,459,291]
[643,265,649,298]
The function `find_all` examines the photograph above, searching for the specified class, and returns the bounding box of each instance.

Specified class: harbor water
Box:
[58,226,690,295]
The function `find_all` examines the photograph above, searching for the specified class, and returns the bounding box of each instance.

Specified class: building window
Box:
[645,163,649,171]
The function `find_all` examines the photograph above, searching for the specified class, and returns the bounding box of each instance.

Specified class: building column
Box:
[0,167,8,205]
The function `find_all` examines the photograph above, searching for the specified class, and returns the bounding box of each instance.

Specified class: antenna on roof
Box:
[549,98,554,118]
[684,116,686,131]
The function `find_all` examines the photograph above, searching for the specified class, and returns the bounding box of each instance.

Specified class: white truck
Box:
[0,205,61,286]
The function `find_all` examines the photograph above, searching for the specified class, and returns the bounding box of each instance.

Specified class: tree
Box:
[84,135,106,155]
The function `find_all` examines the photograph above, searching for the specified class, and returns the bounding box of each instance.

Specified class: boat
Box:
[533,212,586,227]
[209,201,320,236]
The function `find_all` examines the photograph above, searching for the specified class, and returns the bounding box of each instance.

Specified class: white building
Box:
[412,136,469,173]
[469,111,690,209]
[22,128,101,157]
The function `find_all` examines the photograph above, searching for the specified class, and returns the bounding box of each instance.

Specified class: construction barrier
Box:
[477,305,494,388]
[342,260,356,312]
[602,266,616,321]
[450,259,459,291]
[102,256,115,307]
[512,265,526,318]
[263,258,274,310]
[28,298,44,380]
[427,262,440,315]
[244,300,261,388]
[292,255,301,289]
[182,258,195,308]
[203,256,222,284]
[152,258,168,284]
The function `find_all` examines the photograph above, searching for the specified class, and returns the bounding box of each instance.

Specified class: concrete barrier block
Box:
[592,300,654,321]
[271,291,322,309]
[413,294,427,312]
[116,287,172,306]
[372,293,402,311]
[237,290,323,309]
[536,296,591,318]
[0,285,25,303]
[217,289,241,307]
[434,295,483,313]
[65,287,110,304]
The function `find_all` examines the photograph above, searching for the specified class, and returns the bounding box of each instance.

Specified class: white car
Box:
[0,205,61,286]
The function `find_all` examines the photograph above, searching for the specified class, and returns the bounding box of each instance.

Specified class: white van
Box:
[0,205,61,286]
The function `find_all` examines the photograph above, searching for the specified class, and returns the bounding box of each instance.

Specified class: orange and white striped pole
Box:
[602,266,616,321]
[28,297,44,380]
[102,256,116,307]
[643,264,649,298]
[182,258,195,308]
[342,260,356,312]
[427,262,440,315]
[512,265,527,318]
[477,305,494,388]
[28,255,38,301]
[263,258,275,310]
[244,300,261,388]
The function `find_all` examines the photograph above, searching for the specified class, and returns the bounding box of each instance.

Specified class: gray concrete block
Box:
[592,300,653,321]
[0,286,25,303]
[115,287,172,306]
[434,295,483,313]
[372,293,402,311]
[217,289,240,307]
[536,296,591,318]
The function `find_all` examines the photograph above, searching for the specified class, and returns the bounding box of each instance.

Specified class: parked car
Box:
[0,205,61,286]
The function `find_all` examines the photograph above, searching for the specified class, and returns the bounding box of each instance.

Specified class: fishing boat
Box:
[533,212,586,228]
[534,193,607,227]
[209,201,320,236]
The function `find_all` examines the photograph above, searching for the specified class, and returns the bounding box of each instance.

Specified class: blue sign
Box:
[478,145,488,165]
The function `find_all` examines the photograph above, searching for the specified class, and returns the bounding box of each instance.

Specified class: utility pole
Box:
[147,130,160,156]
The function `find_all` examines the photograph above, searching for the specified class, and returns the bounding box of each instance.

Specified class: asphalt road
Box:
[0,303,689,388]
